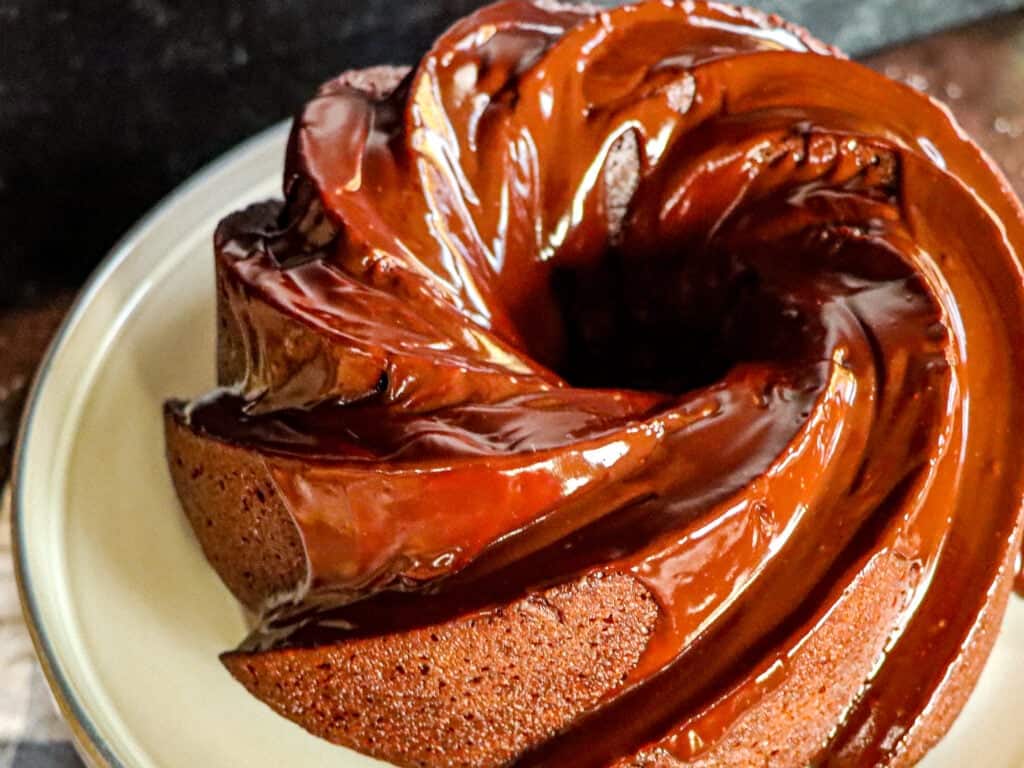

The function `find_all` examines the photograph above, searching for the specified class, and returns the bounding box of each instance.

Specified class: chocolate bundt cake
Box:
[164,2,1024,766]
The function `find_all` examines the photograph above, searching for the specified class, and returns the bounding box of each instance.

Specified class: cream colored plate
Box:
[12,123,1024,768]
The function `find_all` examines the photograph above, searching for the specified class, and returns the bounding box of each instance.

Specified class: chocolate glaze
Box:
[177,1,1024,765]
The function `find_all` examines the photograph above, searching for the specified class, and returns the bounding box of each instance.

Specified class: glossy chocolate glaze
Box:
[178,1,1024,764]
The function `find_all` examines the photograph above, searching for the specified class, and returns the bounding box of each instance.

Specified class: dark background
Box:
[2,0,1022,308]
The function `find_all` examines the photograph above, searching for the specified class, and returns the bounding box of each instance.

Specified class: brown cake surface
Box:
[164,2,1024,766]
[224,574,658,768]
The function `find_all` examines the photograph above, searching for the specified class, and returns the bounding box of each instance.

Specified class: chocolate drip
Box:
[179,2,1024,764]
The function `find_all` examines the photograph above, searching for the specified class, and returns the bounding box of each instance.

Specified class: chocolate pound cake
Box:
[165,2,1024,766]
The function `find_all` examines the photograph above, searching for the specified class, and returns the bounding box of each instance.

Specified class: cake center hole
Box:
[517,246,787,395]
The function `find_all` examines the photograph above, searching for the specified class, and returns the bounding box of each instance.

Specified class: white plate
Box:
[11,124,1024,768]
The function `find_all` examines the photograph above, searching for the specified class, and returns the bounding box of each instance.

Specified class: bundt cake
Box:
[164,2,1024,766]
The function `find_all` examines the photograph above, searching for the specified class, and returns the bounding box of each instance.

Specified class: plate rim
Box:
[10,120,290,768]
